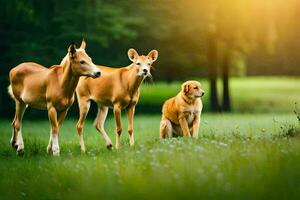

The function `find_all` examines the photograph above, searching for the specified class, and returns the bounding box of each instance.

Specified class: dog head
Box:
[181,80,205,99]
[128,48,158,77]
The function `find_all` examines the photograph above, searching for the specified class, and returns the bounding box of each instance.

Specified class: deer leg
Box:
[127,105,135,146]
[114,105,122,149]
[94,105,112,150]
[11,100,26,154]
[76,98,90,153]
[47,106,60,156]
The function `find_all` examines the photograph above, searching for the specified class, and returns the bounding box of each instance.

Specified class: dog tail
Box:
[8,85,15,100]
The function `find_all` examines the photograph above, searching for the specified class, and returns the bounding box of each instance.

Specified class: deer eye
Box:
[80,60,85,64]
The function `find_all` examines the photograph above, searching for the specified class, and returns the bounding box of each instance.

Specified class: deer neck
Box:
[60,58,79,99]
[125,65,144,97]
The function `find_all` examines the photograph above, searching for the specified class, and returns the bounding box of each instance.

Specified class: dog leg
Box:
[178,115,191,137]
[191,113,201,139]
[160,118,173,139]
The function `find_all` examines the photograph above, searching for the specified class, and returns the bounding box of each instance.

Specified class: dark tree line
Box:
[1,0,300,116]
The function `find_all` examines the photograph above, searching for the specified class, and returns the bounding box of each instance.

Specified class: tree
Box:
[207,11,221,111]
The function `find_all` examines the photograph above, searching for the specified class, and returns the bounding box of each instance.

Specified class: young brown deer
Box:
[74,48,158,152]
[8,40,100,156]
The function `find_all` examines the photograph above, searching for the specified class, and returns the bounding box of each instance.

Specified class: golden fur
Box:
[8,40,100,156]
[75,48,158,151]
[160,81,204,138]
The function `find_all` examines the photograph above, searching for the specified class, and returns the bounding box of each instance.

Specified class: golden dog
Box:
[160,81,204,139]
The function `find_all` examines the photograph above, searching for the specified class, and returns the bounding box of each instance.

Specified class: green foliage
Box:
[1,0,300,77]
[280,124,300,138]
[0,0,143,67]
[278,103,300,138]
[294,103,300,122]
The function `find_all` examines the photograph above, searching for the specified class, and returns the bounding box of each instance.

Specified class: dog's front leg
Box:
[178,114,191,137]
[114,104,122,149]
[191,113,200,139]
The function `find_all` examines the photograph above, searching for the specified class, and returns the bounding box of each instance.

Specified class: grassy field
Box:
[1,112,300,200]
[1,76,300,199]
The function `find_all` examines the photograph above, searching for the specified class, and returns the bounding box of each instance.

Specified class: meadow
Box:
[0,77,300,200]
[138,77,300,113]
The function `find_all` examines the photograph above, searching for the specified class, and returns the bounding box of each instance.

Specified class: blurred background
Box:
[0,0,299,118]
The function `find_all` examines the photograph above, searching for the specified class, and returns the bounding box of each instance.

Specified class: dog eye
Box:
[194,87,198,89]
[147,63,151,66]
[80,60,85,64]
[136,62,141,66]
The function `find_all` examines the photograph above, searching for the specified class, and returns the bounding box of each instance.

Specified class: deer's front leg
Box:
[127,105,135,146]
[57,109,68,126]
[191,113,200,139]
[114,105,122,149]
[47,106,60,156]
[178,113,191,137]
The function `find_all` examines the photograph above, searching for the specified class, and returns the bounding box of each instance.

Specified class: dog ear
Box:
[147,50,158,62]
[80,39,86,49]
[128,48,139,62]
[68,43,77,59]
[182,82,190,94]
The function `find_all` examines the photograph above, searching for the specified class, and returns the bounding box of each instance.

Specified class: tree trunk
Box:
[221,47,231,111]
[207,31,220,111]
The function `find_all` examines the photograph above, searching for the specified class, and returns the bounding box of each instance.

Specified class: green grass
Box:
[1,113,300,200]
[138,76,300,113]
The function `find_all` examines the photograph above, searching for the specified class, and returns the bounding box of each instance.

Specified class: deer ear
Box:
[80,39,86,49]
[128,48,139,62]
[68,43,77,59]
[147,50,158,62]
[182,82,190,94]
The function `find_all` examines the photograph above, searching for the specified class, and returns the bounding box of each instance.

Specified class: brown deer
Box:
[74,48,158,152]
[8,40,100,156]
